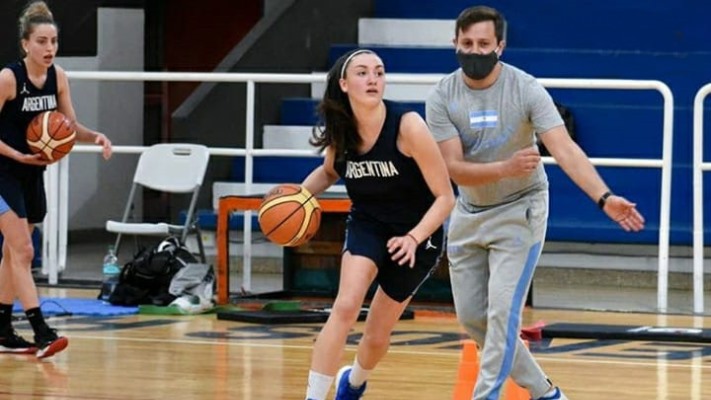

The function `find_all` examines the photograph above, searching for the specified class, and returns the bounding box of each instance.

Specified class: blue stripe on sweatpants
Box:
[488,240,542,400]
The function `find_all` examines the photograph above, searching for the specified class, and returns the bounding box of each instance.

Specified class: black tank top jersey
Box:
[0,60,58,171]
[334,100,435,227]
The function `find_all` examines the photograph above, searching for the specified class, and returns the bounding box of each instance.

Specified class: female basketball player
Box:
[301,49,455,400]
[0,1,113,359]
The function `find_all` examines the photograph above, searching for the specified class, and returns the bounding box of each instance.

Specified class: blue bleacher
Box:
[240,0,711,245]
[279,98,321,126]
[281,97,425,126]
[230,155,321,183]
[193,155,325,231]
[372,1,708,53]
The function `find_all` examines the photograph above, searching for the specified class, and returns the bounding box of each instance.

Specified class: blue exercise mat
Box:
[13,297,138,316]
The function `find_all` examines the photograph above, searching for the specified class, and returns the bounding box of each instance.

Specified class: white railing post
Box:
[58,155,70,274]
[659,84,675,314]
[242,80,256,293]
[45,163,60,284]
[692,83,711,314]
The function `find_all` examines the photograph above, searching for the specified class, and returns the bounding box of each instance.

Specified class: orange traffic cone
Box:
[452,339,479,400]
[453,339,532,400]
[504,378,530,400]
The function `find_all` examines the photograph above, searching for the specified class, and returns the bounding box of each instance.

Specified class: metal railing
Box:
[43,71,674,311]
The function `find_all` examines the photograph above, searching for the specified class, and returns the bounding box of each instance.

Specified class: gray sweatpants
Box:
[447,190,551,400]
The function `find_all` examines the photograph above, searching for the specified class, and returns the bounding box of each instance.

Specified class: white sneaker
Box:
[538,387,569,400]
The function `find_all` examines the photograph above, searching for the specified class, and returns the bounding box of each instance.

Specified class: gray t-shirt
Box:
[426,62,563,207]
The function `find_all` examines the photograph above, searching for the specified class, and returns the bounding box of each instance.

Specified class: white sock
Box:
[305,370,334,400]
[348,358,371,388]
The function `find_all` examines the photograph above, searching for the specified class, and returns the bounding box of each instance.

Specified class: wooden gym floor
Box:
[1,287,710,400]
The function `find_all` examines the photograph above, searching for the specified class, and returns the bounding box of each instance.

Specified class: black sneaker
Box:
[0,327,37,354]
[34,328,68,359]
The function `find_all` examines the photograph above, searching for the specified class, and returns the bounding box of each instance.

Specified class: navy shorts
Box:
[0,196,10,215]
[343,215,444,302]
[0,168,47,224]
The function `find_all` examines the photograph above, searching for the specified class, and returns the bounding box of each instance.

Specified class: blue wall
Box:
[374,0,708,53]
[273,1,711,244]
[331,1,711,245]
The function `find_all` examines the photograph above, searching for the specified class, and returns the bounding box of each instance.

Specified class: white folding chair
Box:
[106,143,210,262]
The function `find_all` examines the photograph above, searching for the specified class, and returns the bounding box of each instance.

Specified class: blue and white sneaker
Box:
[537,387,568,400]
[334,366,367,400]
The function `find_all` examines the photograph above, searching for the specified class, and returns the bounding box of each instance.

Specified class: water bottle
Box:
[99,245,121,301]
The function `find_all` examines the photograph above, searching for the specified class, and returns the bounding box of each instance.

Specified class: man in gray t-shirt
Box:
[426,6,645,400]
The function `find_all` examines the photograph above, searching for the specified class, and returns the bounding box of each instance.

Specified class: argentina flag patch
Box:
[469,110,498,128]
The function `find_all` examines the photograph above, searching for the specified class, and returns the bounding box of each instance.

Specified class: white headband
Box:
[339,49,374,79]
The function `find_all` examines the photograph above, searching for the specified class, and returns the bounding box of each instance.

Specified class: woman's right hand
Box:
[387,234,419,268]
[16,152,52,166]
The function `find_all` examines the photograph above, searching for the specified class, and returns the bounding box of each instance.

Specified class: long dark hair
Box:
[310,49,375,161]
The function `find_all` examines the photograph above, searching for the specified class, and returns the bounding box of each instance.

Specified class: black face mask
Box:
[456,50,499,80]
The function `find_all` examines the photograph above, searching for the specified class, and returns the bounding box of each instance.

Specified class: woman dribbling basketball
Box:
[301,49,455,400]
[0,1,113,359]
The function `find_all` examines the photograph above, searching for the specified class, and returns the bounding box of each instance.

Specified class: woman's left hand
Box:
[387,234,418,268]
[94,132,112,160]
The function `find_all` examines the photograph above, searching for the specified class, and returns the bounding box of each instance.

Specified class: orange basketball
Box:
[26,111,76,163]
[258,184,322,247]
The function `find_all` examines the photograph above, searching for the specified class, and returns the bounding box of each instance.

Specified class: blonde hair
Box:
[18,1,56,53]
